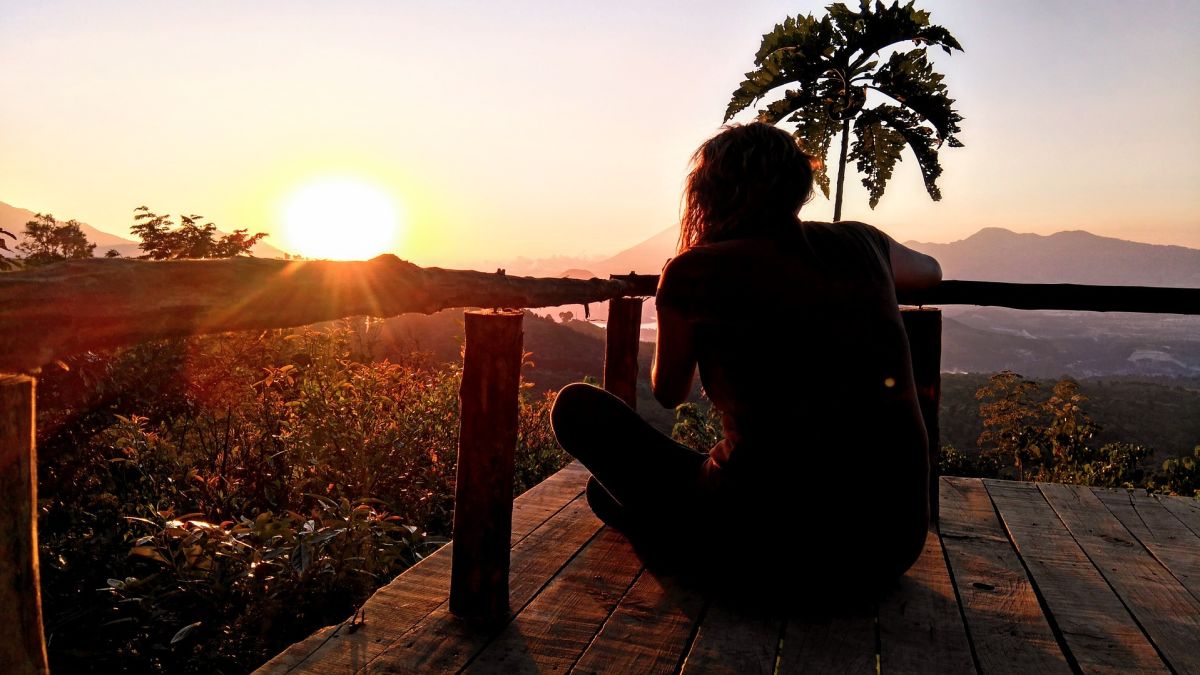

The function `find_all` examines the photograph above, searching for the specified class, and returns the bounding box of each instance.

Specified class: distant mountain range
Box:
[550,223,1200,288]
[0,200,285,259]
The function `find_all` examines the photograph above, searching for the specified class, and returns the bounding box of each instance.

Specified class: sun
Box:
[281,178,404,260]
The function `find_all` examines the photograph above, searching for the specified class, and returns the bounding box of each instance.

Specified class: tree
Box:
[725,0,964,220]
[131,206,267,260]
[0,226,16,269]
[16,213,97,266]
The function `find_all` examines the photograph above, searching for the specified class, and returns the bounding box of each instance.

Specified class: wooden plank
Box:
[256,461,588,674]
[0,375,49,675]
[571,569,706,675]
[777,607,875,675]
[679,601,782,675]
[358,495,602,673]
[1094,488,1200,603]
[878,530,974,675]
[1040,483,1200,673]
[939,477,1071,673]
[986,480,1167,673]
[464,527,643,673]
[1157,493,1200,538]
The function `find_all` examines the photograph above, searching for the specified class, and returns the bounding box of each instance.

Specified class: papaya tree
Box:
[725,0,964,220]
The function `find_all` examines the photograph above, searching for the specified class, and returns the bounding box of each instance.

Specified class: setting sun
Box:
[281,178,403,260]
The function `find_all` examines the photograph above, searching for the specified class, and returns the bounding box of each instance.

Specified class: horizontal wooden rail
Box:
[0,257,635,372]
[614,274,1200,315]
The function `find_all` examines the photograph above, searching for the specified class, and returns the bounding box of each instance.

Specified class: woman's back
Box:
[656,220,930,574]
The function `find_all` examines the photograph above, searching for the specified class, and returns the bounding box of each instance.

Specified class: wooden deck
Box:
[258,462,1200,674]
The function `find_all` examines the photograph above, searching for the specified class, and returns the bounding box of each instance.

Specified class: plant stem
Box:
[833,118,851,221]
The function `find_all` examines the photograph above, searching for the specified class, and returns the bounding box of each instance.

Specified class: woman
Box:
[551,122,941,589]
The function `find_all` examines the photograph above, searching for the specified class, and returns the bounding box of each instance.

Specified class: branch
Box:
[0,256,637,372]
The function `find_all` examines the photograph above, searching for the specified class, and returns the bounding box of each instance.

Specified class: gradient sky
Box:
[2,0,1198,266]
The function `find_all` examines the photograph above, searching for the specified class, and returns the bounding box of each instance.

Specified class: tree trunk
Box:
[833,118,851,221]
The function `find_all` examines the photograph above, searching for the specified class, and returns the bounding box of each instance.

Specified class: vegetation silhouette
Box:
[14,213,96,266]
[726,0,964,219]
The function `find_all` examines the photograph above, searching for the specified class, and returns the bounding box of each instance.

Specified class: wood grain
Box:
[571,569,706,675]
[878,529,974,674]
[362,495,602,673]
[986,480,1166,673]
[1094,489,1200,603]
[1040,483,1200,673]
[256,461,588,674]
[1157,493,1200,538]
[450,310,523,620]
[0,256,636,371]
[602,297,643,409]
[680,601,782,675]
[0,375,48,675]
[464,526,643,673]
[939,477,1071,673]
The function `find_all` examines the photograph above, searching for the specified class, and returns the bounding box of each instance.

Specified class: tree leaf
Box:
[850,113,906,208]
[170,621,202,645]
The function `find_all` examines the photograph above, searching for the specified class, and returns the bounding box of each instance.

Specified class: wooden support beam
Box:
[603,297,643,409]
[450,310,523,621]
[901,308,942,525]
[0,374,48,675]
[0,257,635,372]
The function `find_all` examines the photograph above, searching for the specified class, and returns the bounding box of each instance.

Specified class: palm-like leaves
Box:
[726,0,963,215]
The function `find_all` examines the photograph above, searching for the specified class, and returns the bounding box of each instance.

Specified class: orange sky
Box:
[2,1,1197,265]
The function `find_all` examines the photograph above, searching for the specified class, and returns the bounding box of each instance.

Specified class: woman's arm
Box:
[651,303,696,408]
[887,237,942,292]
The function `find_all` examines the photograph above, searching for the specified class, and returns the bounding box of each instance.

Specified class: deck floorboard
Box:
[257,465,1200,674]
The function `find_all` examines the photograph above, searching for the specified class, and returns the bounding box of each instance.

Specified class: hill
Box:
[1,200,285,258]
[906,228,1200,287]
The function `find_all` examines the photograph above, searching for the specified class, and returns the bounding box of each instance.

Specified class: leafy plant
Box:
[15,213,96,266]
[726,0,964,219]
[131,207,267,260]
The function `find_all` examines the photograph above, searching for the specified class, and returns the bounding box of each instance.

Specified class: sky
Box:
[2,0,1198,266]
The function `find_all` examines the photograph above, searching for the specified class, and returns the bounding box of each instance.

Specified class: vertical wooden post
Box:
[450,310,523,621]
[901,308,942,525]
[603,297,643,409]
[1,374,48,675]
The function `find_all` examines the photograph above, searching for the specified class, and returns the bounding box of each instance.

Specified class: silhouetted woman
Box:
[551,122,942,590]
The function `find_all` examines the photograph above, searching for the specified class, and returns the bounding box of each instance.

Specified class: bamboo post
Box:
[1,374,48,675]
[449,310,523,621]
[603,297,643,409]
[901,308,942,525]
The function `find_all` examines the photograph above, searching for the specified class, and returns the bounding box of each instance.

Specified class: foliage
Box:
[131,206,267,260]
[36,323,568,674]
[968,371,1151,487]
[15,213,96,266]
[1150,445,1200,497]
[726,0,963,217]
[1,224,19,268]
[671,398,723,452]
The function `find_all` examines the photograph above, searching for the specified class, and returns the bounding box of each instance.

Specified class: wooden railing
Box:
[2,257,1199,672]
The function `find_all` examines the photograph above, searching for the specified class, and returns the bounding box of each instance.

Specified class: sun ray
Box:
[281,178,404,260]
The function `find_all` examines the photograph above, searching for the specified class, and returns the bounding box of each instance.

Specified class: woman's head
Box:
[680,122,817,252]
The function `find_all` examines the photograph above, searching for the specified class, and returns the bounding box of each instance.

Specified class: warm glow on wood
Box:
[281,178,404,260]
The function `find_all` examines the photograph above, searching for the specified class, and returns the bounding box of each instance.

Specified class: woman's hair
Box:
[679,122,818,252]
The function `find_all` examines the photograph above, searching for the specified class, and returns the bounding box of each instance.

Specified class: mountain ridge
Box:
[1,200,285,259]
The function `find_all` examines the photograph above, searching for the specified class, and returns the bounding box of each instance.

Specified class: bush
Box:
[37,322,567,674]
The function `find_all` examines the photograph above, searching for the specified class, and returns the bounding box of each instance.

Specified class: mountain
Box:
[1,200,285,258]
[905,227,1200,287]
[1,200,135,253]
